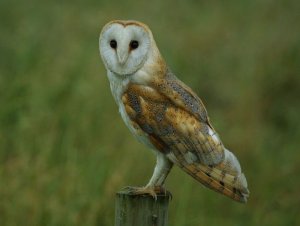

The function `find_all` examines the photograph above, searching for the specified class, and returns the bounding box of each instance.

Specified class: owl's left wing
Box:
[122,81,248,202]
[122,81,224,167]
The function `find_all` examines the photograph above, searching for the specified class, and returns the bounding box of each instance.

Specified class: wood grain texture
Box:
[115,188,170,226]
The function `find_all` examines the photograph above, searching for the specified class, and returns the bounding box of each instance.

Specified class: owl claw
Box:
[122,186,172,200]
[123,186,157,199]
[154,186,173,201]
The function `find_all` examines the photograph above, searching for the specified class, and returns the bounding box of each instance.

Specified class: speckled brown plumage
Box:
[122,73,248,202]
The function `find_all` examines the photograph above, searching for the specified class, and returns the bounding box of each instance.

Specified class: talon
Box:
[167,191,173,201]
[121,186,159,199]
[121,186,172,200]
[153,186,172,200]
[150,190,157,200]
[122,186,133,191]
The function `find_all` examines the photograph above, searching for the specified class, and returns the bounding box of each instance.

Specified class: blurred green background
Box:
[1,0,300,225]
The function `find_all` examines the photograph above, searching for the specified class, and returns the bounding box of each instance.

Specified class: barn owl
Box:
[99,20,249,203]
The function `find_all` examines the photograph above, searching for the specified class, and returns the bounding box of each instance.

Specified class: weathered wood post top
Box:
[115,187,171,226]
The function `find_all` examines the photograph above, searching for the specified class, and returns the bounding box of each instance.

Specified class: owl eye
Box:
[110,40,117,49]
[130,40,139,50]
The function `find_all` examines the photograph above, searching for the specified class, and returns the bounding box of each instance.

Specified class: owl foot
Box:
[123,186,172,200]
[155,186,173,200]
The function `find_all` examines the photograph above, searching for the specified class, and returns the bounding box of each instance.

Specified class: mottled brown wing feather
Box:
[124,76,225,166]
[122,82,248,203]
[151,69,211,124]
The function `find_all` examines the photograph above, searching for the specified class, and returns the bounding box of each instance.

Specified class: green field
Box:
[1,0,300,225]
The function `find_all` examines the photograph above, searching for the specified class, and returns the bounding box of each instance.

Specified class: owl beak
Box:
[117,49,129,65]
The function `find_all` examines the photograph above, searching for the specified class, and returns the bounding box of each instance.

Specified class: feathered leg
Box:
[126,152,173,198]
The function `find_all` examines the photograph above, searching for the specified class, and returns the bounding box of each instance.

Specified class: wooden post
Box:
[115,187,171,226]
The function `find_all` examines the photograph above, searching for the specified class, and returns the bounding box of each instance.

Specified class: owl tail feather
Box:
[171,149,249,203]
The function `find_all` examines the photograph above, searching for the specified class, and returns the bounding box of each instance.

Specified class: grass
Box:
[1,0,300,225]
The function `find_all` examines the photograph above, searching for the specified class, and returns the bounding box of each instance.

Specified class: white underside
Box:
[107,70,158,150]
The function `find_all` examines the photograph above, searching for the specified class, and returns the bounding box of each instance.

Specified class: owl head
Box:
[99,20,158,75]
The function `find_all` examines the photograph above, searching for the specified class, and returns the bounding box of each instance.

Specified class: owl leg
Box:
[146,152,173,187]
[125,153,173,199]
